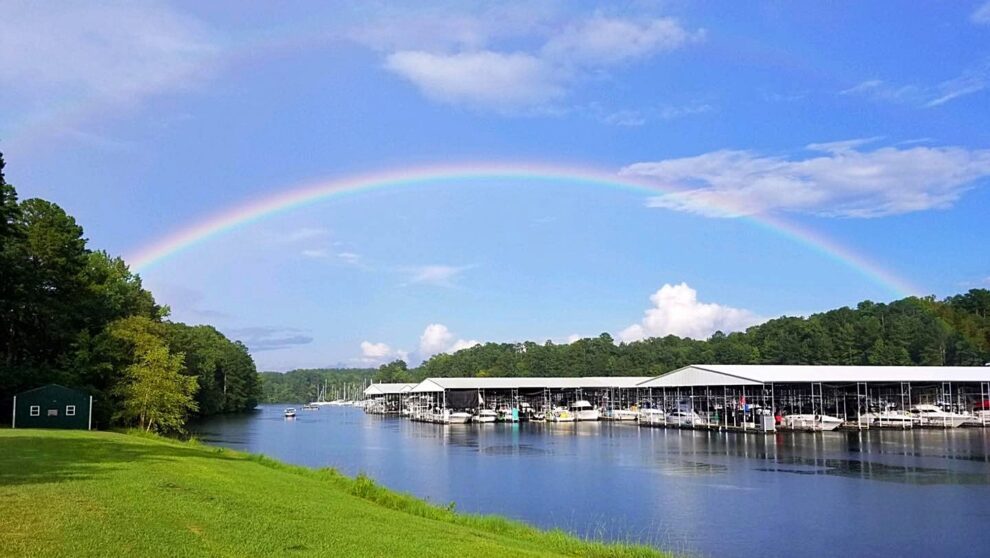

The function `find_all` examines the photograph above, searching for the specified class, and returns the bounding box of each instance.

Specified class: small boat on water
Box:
[782,413,842,431]
[909,404,969,428]
[449,411,472,424]
[666,409,705,427]
[638,408,666,426]
[283,407,297,418]
[302,404,318,411]
[570,400,600,421]
[549,407,576,422]
[474,409,497,423]
[531,411,546,421]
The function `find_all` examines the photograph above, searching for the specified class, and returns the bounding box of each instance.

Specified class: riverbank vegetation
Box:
[373,290,990,383]
[0,430,666,558]
[0,153,260,432]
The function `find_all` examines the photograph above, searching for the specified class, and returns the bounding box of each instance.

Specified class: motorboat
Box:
[570,400,600,421]
[301,404,318,411]
[283,407,297,418]
[474,409,497,423]
[449,411,472,424]
[909,404,969,428]
[782,414,843,431]
[868,410,919,428]
[606,408,639,421]
[531,411,546,421]
[549,407,576,422]
[497,407,519,423]
[666,410,705,427]
[638,408,666,426]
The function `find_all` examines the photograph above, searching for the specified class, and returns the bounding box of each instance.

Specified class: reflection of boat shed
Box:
[13,384,93,430]
[638,364,990,428]
[362,383,417,414]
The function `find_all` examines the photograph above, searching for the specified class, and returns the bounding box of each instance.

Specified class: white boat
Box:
[867,410,919,428]
[548,407,576,422]
[570,400,600,421]
[909,404,969,428]
[497,407,519,422]
[782,414,842,431]
[301,404,318,411]
[606,409,639,421]
[283,407,297,418]
[531,411,546,421]
[666,410,705,427]
[449,411,472,424]
[474,409,497,423]
[638,408,666,426]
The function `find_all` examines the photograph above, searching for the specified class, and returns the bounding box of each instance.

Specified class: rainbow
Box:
[127,163,921,297]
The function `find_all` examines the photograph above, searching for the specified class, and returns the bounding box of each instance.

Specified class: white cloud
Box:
[542,16,700,67]
[359,341,407,364]
[386,50,563,109]
[622,141,990,218]
[404,264,472,287]
[973,2,990,24]
[618,283,762,342]
[379,14,701,111]
[285,227,331,242]
[419,324,479,357]
[0,1,216,104]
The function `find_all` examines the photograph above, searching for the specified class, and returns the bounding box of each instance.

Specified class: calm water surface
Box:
[193,405,990,557]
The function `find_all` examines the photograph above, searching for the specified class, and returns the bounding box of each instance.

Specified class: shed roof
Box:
[363,383,417,395]
[411,376,652,393]
[638,365,990,388]
[15,384,91,397]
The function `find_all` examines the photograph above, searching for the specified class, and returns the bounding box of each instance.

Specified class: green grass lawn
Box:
[0,430,667,557]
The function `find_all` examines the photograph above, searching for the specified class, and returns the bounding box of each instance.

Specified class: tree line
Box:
[0,153,260,432]
[374,291,990,383]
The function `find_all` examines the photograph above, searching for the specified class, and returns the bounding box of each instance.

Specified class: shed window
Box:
[66,405,76,416]
[30,405,40,417]
[48,409,58,417]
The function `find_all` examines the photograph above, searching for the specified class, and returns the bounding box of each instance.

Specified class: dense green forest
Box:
[372,291,990,383]
[0,153,260,432]
[260,368,376,403]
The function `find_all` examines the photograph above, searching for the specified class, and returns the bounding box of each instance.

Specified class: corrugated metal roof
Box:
[411,376,652,393]
[363,383,417,395]
[638,365,990,387]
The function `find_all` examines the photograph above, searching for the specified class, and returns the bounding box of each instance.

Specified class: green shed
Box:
[13,384,92,430]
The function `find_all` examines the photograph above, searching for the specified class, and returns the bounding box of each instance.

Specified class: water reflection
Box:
[192,405,990,558]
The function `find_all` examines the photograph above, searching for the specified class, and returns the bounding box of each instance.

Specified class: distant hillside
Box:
[260,368,376,403]
[370,290,990,383]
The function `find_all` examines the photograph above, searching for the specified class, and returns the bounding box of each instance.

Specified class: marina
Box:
[360,365,990,432]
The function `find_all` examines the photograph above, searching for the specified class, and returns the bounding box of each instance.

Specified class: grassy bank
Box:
[0,430,666,557]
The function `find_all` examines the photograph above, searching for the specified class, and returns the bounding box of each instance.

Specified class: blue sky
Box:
[2,1,989,370]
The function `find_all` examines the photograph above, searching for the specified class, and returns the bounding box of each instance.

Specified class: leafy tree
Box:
[114,342,197,433]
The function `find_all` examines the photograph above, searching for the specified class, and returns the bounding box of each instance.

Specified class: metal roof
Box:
[411,376,652,393]
[638,365,990,388]
[363,383,417,395]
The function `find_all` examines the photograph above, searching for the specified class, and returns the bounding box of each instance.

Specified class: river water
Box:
[192,404,990,557]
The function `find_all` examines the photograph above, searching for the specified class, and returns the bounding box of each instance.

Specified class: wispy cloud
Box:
[224,326,314,352]
[588,101,713,127]
[0,1,216,105]
[973,2,990,25]
[403,264,474,287]
[840,62,989,108]
[622,140,990,218]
